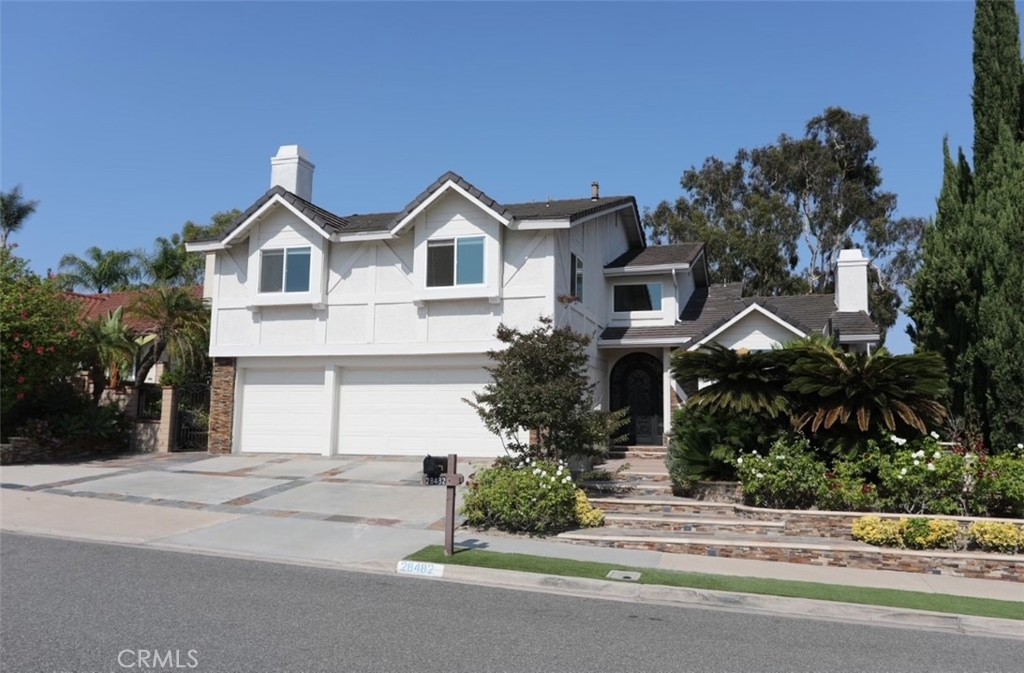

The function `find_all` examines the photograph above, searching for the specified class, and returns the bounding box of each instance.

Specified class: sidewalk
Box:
[2,455,1022,638]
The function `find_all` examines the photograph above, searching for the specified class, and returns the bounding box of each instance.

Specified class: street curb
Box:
[400,563,1024,641]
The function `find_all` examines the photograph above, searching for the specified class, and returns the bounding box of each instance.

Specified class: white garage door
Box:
[337,367,503,456]
[239,368,325,454]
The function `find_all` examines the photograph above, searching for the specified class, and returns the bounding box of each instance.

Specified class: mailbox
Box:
[422,455,448,484]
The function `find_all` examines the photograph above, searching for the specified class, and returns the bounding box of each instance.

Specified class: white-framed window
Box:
[570,253,584,302]
[259,247,311,293]
[426,236,485,287]
[613,282,663,312]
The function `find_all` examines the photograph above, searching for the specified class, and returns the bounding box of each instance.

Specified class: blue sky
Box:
[1,1,1000,353]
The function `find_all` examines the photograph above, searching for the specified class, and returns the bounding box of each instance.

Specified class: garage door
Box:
[238,368,325,454]
[337,367,504,456]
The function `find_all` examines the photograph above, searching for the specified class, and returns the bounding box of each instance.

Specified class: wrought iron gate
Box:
[175,378,211,451]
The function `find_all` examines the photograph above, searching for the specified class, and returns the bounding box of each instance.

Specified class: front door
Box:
[609,353,663,445]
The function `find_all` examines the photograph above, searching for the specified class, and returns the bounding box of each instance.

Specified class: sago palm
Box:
[671,342,792,418]
[785,342,948,436]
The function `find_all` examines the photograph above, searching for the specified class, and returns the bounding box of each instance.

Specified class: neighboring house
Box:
[70,288,203,386]
[187,145,880,457]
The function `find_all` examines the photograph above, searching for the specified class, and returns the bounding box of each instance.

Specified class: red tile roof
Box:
[66,287,203,333]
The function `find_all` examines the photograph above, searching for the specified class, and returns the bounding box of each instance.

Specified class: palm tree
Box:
[144,234,202,287]
[1,185,39,246]
[671,342,792,418]
[785,341,949,438]
[81,307,139,404]
[128,286,209,385]
[58,247,143,293]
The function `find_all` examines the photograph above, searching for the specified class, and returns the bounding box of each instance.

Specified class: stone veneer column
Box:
[208,357,237,454]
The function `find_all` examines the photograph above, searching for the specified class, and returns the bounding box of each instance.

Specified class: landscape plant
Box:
[732,433,827,510]
[461,458,601,534]
[468,318,626,461]
[969,522,1024,554]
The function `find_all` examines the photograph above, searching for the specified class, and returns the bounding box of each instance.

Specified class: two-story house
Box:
[187,146,879,457]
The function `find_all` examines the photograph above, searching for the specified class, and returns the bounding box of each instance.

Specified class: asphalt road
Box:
[1,533,1020,673]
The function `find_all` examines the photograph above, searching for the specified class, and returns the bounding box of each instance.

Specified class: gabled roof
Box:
[198,172,644,244]
[598,283,879,346]
[605,243,704,270]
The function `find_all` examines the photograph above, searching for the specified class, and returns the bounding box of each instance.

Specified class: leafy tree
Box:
[128,286,209,386]
[182,209,242,242]
[0,185,39,247]
[647,107,926,334]
[80,306,139,404]
[0,246,83,419]
[467,317,626,460]
[58,246,143,293]
[908,0,1023,452]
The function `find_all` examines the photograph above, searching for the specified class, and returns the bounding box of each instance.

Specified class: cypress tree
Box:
[909,0,1024,451]
[972,0,1024,171]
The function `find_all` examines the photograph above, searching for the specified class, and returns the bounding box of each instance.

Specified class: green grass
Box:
[406,546,1024,621]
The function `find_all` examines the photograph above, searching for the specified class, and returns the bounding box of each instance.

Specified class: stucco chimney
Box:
[270,145,314,201]
[835,248,869,313]
[591,181,600,200]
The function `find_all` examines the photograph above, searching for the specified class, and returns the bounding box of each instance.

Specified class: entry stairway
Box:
[569,444,879,565]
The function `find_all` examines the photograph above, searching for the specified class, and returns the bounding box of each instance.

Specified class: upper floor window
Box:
[614,282,662,312]
[427,236,484,287]
[260,247,311,293]
[570,253,584,302]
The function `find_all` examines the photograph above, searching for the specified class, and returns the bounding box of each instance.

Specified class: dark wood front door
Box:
[610,353,663,445]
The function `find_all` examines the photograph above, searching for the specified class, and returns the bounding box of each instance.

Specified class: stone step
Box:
[588,495,737,517]
[556,527,1024,581]
[580,481,674,497]
[607,449,668,460]
[604,513,785,536]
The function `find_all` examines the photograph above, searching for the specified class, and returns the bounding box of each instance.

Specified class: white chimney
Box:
[270,145,314,201]
[835,248,869,313]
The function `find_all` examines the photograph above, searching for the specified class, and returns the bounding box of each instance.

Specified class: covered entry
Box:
[609,353,664,445]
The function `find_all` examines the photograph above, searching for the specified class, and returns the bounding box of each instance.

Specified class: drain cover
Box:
[606,570,642,581]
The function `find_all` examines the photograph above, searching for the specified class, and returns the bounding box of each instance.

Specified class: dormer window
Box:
[426,236,485,287]
[260,247,311,293]
[613,282,663,312]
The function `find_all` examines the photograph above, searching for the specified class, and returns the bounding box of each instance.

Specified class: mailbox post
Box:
[444,453,464,557]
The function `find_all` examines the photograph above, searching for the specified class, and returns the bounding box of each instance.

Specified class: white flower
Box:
[913,450,925,459]
[927,463,936,471]
[532,468,541,475]
[776,454,784,461]
[900,467,908,476]
[752,450,758,455]
[898,475,904,480]
[890,435,907,446]
[736,457,744,465]
[562,476,571,484]
[756,472,764,479]
[930,431,940,439]
[933,451,942,460]
[556,466,564,474]
[1018,443,1023,450]
[913,460,920,466]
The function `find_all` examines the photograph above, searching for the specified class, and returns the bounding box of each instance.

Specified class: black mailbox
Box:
[422,455,448,484]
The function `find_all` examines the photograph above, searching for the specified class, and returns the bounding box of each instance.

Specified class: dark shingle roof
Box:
[599,284,879,345]
[605,243,704,269]
[205,172,642,243]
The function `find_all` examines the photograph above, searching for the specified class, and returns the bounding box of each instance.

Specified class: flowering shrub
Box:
[875,436,983,515]
[461,459,597,534]
[851,516,902,546]
[817,450,884,512]
[969,522,1024,554]
[734,434,826,509]
[972,454,1024,519]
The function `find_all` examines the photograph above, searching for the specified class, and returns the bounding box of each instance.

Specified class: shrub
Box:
[574,490,605,528]
[969,522,1024,554]
[876,438,979,515]
[18,385,129,457]
[461,459,578,534]
[899,518,960,550]
[973,455,1024,519]
[817,450,884,512]
[734,433,827,509]
[666,406,777,493]
[851,516,902,546]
